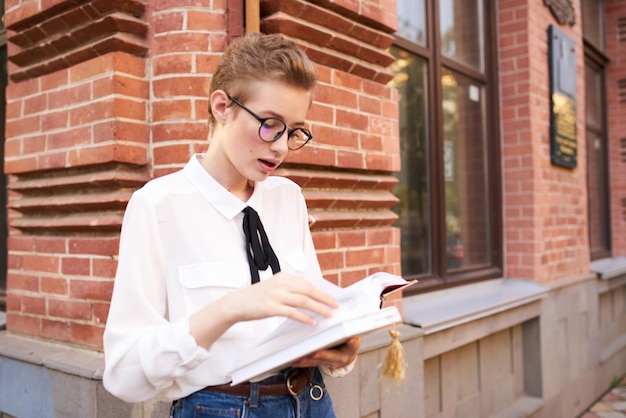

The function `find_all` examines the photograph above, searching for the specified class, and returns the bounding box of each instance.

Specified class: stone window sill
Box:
[590,256,626,281]
[401,278,549,335]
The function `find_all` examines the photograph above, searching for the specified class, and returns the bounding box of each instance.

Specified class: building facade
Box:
[0,0,625,417]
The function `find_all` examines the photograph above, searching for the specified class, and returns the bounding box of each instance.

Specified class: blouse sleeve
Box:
[103,190,210,403]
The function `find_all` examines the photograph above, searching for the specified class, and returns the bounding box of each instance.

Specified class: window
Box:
[582,0,604,51]
[390,0,500,291]
[582,0,611,259]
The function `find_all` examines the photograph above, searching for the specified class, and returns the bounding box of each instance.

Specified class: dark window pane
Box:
[585,62,602,128]
[392,0,498,286]
[439,0,484,72]
[585,61,610,258]
[397,0,427,46]
[441,69,490,270]
[389,46,431,276]
[582,0,604,51]
[587,130,610,256]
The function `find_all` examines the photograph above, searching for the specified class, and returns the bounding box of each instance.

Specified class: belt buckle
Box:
[286,369,305,396]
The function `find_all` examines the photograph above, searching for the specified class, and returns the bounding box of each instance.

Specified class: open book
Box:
[228,272,416,385]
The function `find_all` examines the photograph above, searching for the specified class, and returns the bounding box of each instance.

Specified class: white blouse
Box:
[103,154,338,403]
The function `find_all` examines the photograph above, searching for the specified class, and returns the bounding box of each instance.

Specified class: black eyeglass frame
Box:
[226,94,313,150]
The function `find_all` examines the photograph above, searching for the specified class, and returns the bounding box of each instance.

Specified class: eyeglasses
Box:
[227,95,313,150]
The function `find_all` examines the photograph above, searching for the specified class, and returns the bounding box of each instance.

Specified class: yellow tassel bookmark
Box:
[379,279,416,386]
[381,328,407,385]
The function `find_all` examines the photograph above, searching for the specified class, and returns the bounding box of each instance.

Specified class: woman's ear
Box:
[209,90,230,125]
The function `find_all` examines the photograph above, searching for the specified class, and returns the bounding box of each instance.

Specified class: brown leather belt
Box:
[202,368,312,397]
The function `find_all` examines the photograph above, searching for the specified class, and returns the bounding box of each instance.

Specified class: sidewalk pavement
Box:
[581,376,626,418]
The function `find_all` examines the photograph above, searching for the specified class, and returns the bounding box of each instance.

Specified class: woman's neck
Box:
[200,153,254,202]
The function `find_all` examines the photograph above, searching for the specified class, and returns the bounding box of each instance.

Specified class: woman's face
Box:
[220,80,313,184]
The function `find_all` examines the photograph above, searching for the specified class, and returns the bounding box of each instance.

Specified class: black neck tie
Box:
[242,206,281,284]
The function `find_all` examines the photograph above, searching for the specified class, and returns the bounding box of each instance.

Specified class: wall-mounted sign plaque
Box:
[548,25,577,169]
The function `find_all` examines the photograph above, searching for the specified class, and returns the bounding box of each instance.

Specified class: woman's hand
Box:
[190,273,339,348]
[290,336,362,369]
[225,272,339,324]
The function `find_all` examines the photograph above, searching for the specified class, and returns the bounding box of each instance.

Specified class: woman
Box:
[103,32,361,417]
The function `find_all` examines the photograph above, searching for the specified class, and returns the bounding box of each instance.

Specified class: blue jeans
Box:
[170,368,336,418]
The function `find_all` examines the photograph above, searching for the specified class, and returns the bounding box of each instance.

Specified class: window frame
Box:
[583,39,612,260]
[392,0,502,294]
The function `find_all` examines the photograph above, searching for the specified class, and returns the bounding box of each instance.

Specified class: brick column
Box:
[147,1,234,178]
[498,0,590,282]
[4,0,150,346]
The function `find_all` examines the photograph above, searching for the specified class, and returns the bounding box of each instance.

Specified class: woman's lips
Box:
[258,158,279,173]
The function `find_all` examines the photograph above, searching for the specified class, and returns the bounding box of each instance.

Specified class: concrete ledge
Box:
[591,256,626,280]
[0,331,104,379]
[0,332,170,418]
[401,278,549,334]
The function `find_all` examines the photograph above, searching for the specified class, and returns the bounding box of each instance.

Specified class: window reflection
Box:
[390,0,496,283]
[582,0,604,51]
[585,64,602,127]
[441,69,490,269]
[389,46,431,276]
[396,0,427,46]
[585,61,610,257]
[440,0,484,72]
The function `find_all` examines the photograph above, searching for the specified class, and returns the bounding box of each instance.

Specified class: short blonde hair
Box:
[208,32,318,124]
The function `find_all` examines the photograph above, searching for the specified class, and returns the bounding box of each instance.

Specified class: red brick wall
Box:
[3,0,401,347]
[7,0,621,350]
[498,0,590,282]
[148,0,223,178]
[4,0,152,347]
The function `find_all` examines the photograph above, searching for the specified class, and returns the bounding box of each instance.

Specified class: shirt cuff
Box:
[173,315,211,368]
[319,360,356,378]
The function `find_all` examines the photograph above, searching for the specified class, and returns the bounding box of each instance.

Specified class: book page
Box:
[230,306,402,384]
[255,272,407,348]
[254,284,369,350]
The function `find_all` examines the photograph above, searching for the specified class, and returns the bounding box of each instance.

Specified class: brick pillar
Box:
[498,0,590,282]
[4,0,150,347]
[147,1,231,178]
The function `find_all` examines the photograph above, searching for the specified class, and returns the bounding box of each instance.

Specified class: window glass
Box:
[441,69,490,269]
[396,0,427,46]
[391,0,497,287]
[389,46,431,276]
[586,130,609,255]
[585,61,602,128]
[439,0,484,71]
[582,0,604,51]
[583,0,610,260]
[585,61,610,257]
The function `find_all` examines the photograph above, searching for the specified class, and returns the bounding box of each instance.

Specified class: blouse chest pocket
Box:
[282,248,308,274]
[178,262,253,340]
